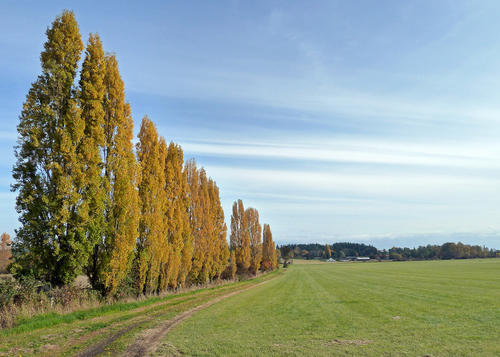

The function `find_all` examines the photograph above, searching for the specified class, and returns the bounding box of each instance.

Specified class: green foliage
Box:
[281,242,498,261]
[0,279,17,307]
[12,10,85,286]
[280,246,293,264]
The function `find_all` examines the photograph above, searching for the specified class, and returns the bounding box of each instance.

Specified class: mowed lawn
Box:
[162,259,500,356]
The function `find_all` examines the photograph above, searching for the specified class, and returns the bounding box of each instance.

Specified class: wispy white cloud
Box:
[124,7,500,133]
[208,164,500,203]
[182,137,500,169]
[129,61,500,139]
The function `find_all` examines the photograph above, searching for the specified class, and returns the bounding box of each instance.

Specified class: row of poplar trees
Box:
[230,200,278,275]
[12,11,278,297]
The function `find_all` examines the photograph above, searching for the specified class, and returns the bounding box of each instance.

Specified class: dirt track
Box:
[78,279,273,357]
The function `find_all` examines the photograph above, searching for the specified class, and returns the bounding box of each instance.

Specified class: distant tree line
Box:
[278,242,378,260]
[279,242,499,261]
[384,242,497,261]
[10,11,278,298]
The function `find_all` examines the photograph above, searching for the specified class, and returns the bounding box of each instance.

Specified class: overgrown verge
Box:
[0,269,280,333]
[0,276,100,329]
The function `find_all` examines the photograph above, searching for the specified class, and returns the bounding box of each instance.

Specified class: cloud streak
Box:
[181,137,500,169]
[3,1,500,249]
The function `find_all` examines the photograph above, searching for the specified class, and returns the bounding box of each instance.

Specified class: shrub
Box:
[14,276,41,305]
[0,276,102,329]
[0,278,17,306]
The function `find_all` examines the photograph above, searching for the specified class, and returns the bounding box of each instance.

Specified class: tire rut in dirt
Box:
[77,277,274,357]
[77,318,150,357]
[123,279,274,357]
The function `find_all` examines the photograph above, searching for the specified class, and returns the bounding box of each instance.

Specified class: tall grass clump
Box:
[0,276,101,329]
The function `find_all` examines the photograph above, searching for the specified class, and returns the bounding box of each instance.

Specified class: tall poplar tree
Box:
[95,55,140,296]
[186,160,201,283]
[178,159,193,287]
[162,143,191,289]
[188,165,212,284]
[78,34,107,289]
[208,179,229,279]
[135,117,167,294]
[262,224,277,271]
[156,138,170,292]
[230,200,251,274]
[198,169,213,282]
[186,161,228,284]
[246,207,262,274]
[12,11,85,285]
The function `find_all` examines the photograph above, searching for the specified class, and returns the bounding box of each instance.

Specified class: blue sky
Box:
[2,0,500,249]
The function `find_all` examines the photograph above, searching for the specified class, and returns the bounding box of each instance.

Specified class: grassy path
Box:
[121,279,274,357]
[0,270,281,356]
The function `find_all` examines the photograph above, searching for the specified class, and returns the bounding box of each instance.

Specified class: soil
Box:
[78,279,273,357]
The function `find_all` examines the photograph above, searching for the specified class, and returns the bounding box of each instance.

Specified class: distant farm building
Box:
[344,256,370,262]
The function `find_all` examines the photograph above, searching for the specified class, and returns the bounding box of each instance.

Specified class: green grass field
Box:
[163,259,500,356]
[0,259,498,356]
